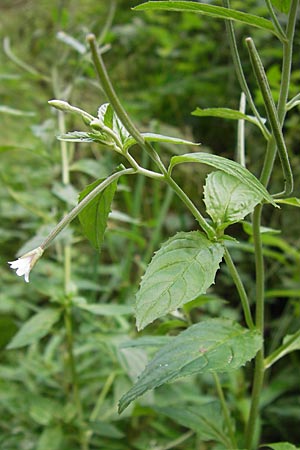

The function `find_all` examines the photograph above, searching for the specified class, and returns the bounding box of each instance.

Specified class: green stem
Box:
[165,175,216,240]
[277,0,299,126]
[98,0,117,45]
[87,33,215,240]
[224,247,254,330]
[264,0,287,41]
[58,110,70,185]
[222,0,270,141]
[40,168,135,250]
[213,373,237,449]
[87,34,167,174]
[246,38,293,196]
[244,4,298,445]
[245,205,265,449]
[260,0,298,193]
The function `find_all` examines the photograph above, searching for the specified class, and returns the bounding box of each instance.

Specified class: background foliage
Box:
[0,0,300,449]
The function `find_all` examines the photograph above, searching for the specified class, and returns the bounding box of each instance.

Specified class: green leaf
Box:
[98,103,114,128]
[157,402,231,447]
[135,231,224,330]
[168,152,276,206]
[275,197,300,207]
[37,425,63,450]
[134,2,278,37]
[270,0,291,13]
[192,107,266,134]
[119,318,262,412]
[265,331,300,369]
[204,171,263,230]
[78,176,118,251]
[7,308,61,349]
[266,443,300,450]
[57,131,94,142]
[124,132,199,151]
[286,94,300,111]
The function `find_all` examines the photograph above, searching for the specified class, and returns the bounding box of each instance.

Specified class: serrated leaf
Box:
[157,402,231,447]
[134,2,279,37]
[266,443,300,450]
[7,308,61,349]
[78,176,118,251]
[135,231,224,330]
[270,0,291,13]
[204,171,263,230]
[192,107,266,134]
[119,318,262,412]
[168,152,276,206]
[275,197,300,207]
[124,132,199,151]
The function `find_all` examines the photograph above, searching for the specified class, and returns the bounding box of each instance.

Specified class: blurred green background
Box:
[1,1,300,449]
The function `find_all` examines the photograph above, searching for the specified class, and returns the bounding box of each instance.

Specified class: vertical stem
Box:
[222,0,270,141]
[58,110,70,185]
[245,205,265,449]
[224,247,254,330]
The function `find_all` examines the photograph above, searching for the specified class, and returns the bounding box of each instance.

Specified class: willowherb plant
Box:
[7,1,300,449]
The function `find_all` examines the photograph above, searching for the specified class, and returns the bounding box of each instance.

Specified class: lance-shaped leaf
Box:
[204,171,263,230]
[168,152,276,206]
[265,330,300,369]
[78,176,118,251]
[123,133,199,152]
[119,318,262,412]
[275,197,300,208]
[134,2,279,37]
[7,308,61,349]
[57,131,97,143]
[192,107,267,135]
[135,231,224,330]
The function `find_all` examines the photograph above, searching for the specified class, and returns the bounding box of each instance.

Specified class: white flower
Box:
[8,247,44,283]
